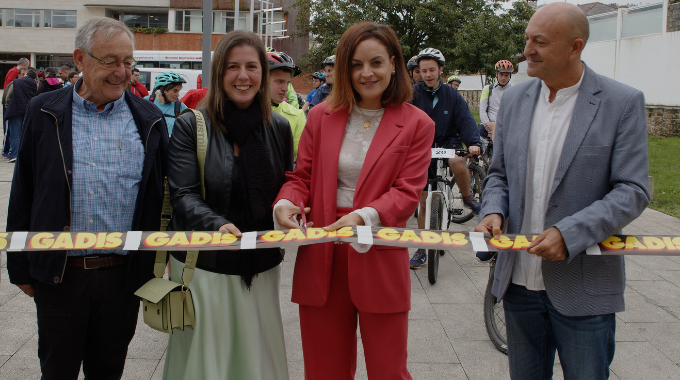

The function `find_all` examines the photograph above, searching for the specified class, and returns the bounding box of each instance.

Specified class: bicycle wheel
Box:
[484,259,508,354]
[427,193,443,284]
[448,165,485,224]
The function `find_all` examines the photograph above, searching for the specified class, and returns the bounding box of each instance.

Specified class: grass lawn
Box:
[648,136,680,218]
[470,109,481,125]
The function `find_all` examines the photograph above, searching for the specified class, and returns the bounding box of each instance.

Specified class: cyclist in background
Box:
[410,48,481,269]
[447,75,461,89]
[308,55,335,110]
[145,72,188,135]
[302,71,325,114]
[479,60,513,142]
[407,55,422,84]
[268,51,306,160]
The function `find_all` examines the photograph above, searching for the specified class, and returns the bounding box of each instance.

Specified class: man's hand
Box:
[323,213,364,232]
[475,214,502,239]
[17,284,36,297]
[275,205,313,229]
[218,223,242,237]
[468,146,481,156]
[527,227,568,261]
[484,122,496,132]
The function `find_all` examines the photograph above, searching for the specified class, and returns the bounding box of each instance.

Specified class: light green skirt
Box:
[162,256,289,380]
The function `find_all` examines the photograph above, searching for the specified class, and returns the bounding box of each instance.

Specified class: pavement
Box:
[0,151,680,379]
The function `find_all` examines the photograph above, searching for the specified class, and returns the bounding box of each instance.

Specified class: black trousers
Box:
[34,262,140,380]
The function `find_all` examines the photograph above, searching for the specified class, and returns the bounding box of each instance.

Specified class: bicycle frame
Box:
[420,149,469,229]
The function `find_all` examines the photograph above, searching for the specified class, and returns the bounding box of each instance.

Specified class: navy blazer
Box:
[7,83,169,293]
[480,64,650,316]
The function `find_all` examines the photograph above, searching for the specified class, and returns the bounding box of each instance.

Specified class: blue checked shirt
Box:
[69,84,145,256]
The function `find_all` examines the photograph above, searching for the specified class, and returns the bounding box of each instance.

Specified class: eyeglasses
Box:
[82,49,137,71]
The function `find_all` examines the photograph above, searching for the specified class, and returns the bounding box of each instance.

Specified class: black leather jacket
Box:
[168,109,294,276]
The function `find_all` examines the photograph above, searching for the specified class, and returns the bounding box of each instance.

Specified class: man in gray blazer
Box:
[475,3,650,379]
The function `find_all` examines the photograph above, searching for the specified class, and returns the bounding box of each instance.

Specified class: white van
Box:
[135,68,203,100]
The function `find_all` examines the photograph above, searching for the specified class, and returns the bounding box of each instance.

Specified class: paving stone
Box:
[409,363,468,380]
[434,303,490,341]
[121,359,158,380]
[0,355,10,367]
[126,311,168,360]
[0,268,21,306]
[0,355,41,379]
[453,340,510,380]
[617,289,678,323]
[406,319,459,364]
[633,323,680,364]
[460,265,493,295]
[287,360,305,379]
[0,291,37,313]
[0,312,38,356]
[150,352,166,380]
[611,341,680,379]
[626,280,680,307]
[624,259,665,281]
[615,318,646,342]
[626,255,680,272]
[415,257,484,304]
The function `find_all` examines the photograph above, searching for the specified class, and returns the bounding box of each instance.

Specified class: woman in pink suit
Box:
[274,22,435,379]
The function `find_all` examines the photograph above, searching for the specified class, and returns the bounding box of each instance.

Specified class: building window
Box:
[123,12,168,29]
[14,8,40,27]
[175,10,202,32]
[0,9,3,27]
[258,11,285,37]
[51,10,77,28]
[213,11,247,33]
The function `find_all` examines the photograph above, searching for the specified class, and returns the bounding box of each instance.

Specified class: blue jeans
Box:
[3,118,10,155]
[8,116,23,159]
[503,283,615,380]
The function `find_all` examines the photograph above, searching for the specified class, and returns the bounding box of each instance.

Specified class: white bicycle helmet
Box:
[416,48,445,67]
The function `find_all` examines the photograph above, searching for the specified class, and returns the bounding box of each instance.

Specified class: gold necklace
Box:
[357,107,382,131]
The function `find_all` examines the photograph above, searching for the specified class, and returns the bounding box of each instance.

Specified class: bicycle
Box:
[448,155,486,225]
[478,136,494,173]
[419,148,485,284]
[483,254,508,354]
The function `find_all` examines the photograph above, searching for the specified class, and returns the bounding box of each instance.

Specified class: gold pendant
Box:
[363,121,370,131]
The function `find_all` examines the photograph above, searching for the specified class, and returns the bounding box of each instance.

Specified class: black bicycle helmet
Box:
[267,52,301,76]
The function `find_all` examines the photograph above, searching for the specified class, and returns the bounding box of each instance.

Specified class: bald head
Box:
[523,2,588,88]
[534,3,589,45]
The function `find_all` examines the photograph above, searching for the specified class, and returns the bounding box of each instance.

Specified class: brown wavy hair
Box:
[199,30,272,133]
[327,22,412,112]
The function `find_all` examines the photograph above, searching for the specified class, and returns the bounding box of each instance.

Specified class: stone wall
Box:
[669,3,680,33]
[459,90,680,137]
[647,106,680,136]
[459,90,482,110]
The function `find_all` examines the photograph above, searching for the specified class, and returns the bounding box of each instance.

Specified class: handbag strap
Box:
[153,109,209,284]
[180,109,208,286]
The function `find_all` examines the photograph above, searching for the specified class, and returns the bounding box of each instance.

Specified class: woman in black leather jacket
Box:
[162,31,294,380]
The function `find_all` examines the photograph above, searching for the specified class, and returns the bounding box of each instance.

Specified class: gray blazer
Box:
[480,64,650,317]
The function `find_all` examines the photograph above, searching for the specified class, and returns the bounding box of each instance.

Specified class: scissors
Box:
[297,202,308,231]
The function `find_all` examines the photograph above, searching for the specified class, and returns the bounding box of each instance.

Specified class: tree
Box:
[453,1,534,84]
[292,0,495,73]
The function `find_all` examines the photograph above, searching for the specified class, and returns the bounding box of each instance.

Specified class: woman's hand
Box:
[323,213,364,231]
[219,223,242,237]
[275,205,313,229]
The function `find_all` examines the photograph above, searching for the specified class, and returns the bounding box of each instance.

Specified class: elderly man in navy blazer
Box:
[476,3,650,379]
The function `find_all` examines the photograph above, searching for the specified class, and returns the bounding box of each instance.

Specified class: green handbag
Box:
[135,109,208,334]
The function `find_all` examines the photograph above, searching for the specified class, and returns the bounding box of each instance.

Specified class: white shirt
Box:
[512,67,585,291]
